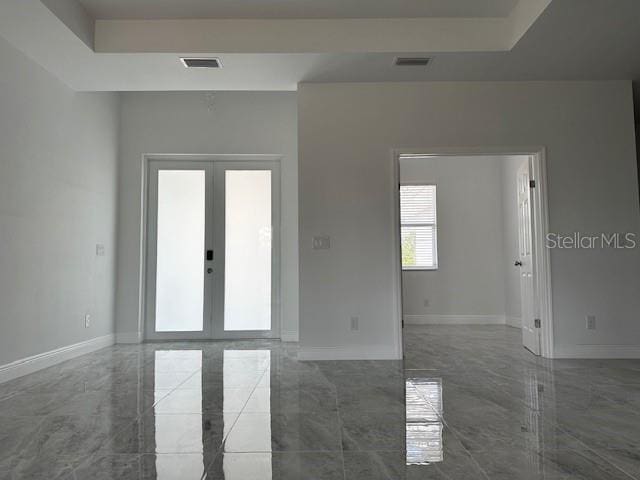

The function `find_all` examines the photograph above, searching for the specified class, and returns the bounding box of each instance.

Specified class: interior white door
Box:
[145,159,280,341]
[517,160,540,355]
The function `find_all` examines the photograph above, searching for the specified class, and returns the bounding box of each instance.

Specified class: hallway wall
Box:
[116,92,299,342]
[0,35,119,366]
[298,81,640,359]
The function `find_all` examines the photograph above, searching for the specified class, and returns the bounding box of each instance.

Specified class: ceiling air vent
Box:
[394,57,431,67]
[180,57,222,68]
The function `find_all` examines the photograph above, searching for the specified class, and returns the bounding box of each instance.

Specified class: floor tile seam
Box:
[341,448,409,453]
[166,369,205,393]
[552,423,640,479]
[4,414,51,472]
[150,388,175,411]
[335,401,349,480]
[0,391,24,403]
[215,367,272,459]
[406,380,446,417]
[436,422,492,480]
[63,408,153,478]
[576,448,640,480]
[333,407,348,480]
[223,448,347,453]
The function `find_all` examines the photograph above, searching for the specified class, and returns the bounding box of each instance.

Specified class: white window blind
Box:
[400,185,438,270]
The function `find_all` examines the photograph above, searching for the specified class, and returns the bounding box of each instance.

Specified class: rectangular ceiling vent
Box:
[394,57,431,67]
[180,57,222,68]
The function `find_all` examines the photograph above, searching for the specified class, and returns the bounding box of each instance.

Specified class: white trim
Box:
[390,154,404,361]
[554,344,640,359]
[280,330,299,342]
[505,316,522,328]
[298,345,400,361]
[404,314,506,325]
[116,331,142,344]
[392,147,553,359]
[0,334,115,385]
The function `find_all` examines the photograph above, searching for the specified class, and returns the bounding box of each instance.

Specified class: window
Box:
[400,184,438,270]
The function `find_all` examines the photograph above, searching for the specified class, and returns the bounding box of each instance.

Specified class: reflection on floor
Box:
[0,325,639,478]
[405,377,443,465]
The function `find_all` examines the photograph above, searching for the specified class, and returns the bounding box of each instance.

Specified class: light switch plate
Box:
[350,316,359,331]
[312,235,331,250]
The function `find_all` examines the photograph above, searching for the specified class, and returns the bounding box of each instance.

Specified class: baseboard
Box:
[554,344,640,359]
[298,345,400,361]
[404,314,506,325]
[0,334,115,385]
[116,331,142,344]
[505,316,522,329]
[280,330,299,342]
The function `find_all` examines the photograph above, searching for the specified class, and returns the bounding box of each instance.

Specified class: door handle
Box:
[207,268,213,274]
[514,261,523,267]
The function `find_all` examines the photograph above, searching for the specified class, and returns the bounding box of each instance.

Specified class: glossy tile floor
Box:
[1,326,640,479]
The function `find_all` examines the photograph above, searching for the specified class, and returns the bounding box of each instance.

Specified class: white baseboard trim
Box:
[505,316,522,329]
[280,330,299,342]
[554,344,640,359]
[298,345,400,361]
[404,314,506,325]
[116,331,142,344]
[0,334,115,385]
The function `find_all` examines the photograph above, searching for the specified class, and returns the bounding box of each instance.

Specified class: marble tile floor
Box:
[0,325,639,479]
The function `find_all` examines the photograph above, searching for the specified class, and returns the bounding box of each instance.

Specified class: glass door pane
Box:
[155,170,206,332]
[224,170,272,331]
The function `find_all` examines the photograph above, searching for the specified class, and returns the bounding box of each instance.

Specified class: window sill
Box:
[402,266,438,271]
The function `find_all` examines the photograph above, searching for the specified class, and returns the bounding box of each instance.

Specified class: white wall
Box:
[0,35,119,365]
[116,92,299,342]
[501,155,529,328]
[400,156,506,323]
[298,81,640,359]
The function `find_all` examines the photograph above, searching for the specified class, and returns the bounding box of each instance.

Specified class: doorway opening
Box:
[143,155,281,341]
[393,150,553,359]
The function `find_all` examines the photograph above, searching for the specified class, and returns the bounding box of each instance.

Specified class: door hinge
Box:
[534,318,541,328]
[529,180,536,188]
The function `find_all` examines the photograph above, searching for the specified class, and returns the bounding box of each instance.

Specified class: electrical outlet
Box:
[586,315,596,330]
[350,316,359,331]
[96,244,105,256]
[84,314,91,328]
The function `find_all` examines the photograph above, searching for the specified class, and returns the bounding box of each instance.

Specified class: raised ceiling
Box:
[0,0,639,96]
[77,0,520,20]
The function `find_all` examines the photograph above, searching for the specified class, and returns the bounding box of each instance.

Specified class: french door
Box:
[145,159,280,340]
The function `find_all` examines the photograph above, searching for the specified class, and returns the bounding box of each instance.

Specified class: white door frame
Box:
[391,147,554,359]
[142,154,282,341]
